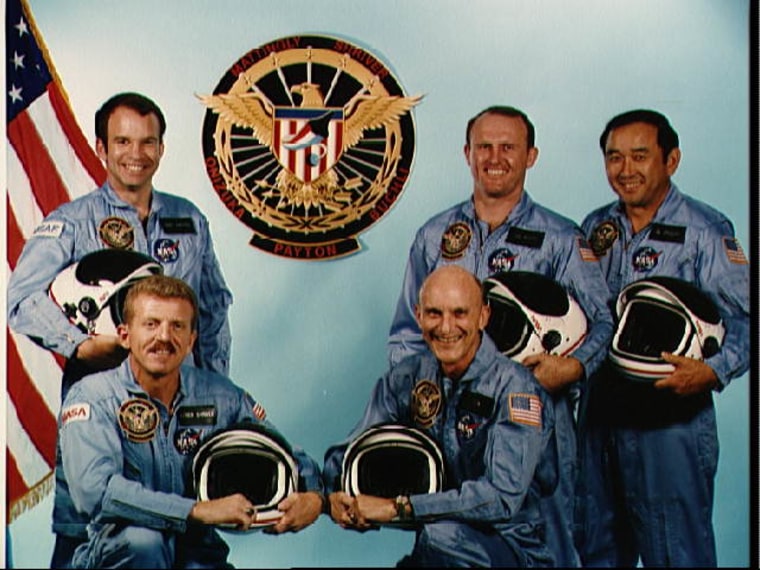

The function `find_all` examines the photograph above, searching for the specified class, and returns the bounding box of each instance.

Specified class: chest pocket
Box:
[455,391,494,471]
[636,223,694,278]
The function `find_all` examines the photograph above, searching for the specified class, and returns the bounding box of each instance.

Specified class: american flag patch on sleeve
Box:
[577,237,598,262]
[508,393,542,427]
[723,237,748,264]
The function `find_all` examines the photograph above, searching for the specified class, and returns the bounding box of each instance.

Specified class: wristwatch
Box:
[394,495,412,521]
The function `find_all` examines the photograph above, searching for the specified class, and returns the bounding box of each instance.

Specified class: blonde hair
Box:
[122,275,199,329]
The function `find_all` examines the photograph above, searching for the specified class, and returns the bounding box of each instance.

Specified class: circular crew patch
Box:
[441,222,472,260]
[411,379,442,428]
[99,216,135,249]
[118,398,159,443]
[589,220,619,257]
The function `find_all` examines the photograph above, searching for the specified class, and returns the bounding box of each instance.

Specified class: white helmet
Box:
[342,424,444,511]
[49,249,162,336]
[483,271,588,361]
[610,276,725,382]
[192,423,298,531]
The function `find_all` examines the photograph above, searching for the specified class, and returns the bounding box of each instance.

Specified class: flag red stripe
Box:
[7,335,58,467]
[5,451,29,517]
[7,111,72,217]
[7,196,26,270]
[47,83,107,185]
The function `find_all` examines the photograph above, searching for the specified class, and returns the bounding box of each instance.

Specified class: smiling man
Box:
[578,109,750,567]
[7,92,233,568]
[387,105,614,567]
[59,275,323,569]
[324,266,557,567]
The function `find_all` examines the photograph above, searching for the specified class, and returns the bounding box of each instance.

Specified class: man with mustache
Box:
[7,92,232,567]
[59,275,323,568]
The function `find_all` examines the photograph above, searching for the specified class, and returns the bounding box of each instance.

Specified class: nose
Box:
[439,313,453,334]
[619,156,635,176]
[156,321,171,341]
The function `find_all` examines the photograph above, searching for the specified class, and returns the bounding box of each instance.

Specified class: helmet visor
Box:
[615,299,689,359]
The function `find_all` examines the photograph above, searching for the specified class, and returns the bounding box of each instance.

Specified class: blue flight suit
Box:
[387,191,615,566]
[578,184,750,567]
[7,182,233,567]
[59,360,323,569]
[324,334,558,567]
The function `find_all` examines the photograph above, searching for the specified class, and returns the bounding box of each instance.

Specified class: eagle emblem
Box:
[200,35,421,260]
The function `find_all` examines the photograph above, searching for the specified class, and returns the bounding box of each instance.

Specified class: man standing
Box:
[7,92,233,567]
[60,275,323,568]
[578,109,749,567]
[325,266,557,567]
[388,106,614,566]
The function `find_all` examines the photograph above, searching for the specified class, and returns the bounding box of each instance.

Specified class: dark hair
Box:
[95,92,166,149]
[465,105,535,148]
[123,275,199,331]
[599,109,679,161]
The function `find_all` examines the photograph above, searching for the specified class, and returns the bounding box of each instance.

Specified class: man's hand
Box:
[74,335,128,370]
[265,491,322,534]
[653,353,719,396]
[521,354,583,394]
[189,493,265,531]
[327,491,380,531]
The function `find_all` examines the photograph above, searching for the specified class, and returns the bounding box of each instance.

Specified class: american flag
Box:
[508,393,542,427]
[722,236,748,265]
[6,0,106,522]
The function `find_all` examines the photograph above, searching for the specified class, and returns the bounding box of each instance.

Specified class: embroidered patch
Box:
[31,220,64,239]
[174,428,202,455]
[118,398,159,443]
[723,237,748,264]
[61,403,90,426]
[153,238,180,263]
[159,217,196,234]
[456,413,480,440]
[632,246,661,272]
[441,222,472,259]
[488,248,517,273]
[576,236,598,262]
[177,405,217,426]
[649,223,686,243]
[99,216,134,249]
[508,393,542,428]
[252,401,267,420]
[506,227,544,249]
[412,379,442,429]
[589,220,618,257]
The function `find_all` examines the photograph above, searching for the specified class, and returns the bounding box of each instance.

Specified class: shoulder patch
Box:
[61,403,90,426]
[723,236,748,264]
[508,393,542,428]
[32,220,64,238]
[576,236,598,262]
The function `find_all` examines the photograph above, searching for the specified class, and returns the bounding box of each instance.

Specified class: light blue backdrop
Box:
[8,0,751,567]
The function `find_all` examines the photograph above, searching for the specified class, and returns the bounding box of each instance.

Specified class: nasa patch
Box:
[488,248,517,273]
[153,238,180,263]
[456,413,480,440]
[632,246,661,272]
[61,403,90,426]
[174,428,202,455]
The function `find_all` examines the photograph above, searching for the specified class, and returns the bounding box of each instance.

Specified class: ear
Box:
[96,138,107,161]
[665,148,681,176]
[117,323,130,350]
[414,304,423,328]
[463,143,472,166]
[526,146,539,169]
[158,141,166,160]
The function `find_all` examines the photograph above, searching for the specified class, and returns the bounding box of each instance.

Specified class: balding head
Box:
[415,266,490,380]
